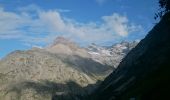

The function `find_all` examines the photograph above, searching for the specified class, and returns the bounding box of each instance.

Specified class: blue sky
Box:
[0,0,158,58]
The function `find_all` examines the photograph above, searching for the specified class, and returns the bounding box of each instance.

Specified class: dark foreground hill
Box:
[92,12,170,100]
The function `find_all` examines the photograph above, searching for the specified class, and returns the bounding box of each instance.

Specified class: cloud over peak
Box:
[0,5,142,46]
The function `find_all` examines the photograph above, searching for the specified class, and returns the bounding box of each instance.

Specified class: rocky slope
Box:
[0,48,108,100]
[87,41,138,68]
[45,37,90,58]
[92,12,170,100]
[0,36,137,100]
[46,36,138,68]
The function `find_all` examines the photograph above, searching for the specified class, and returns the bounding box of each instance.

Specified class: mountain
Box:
[46,36,138,68]
[45,36,91,58]
[0,36,137,100]
[87,41,138,68]
[0,43,108,100]
[92,12,170,100]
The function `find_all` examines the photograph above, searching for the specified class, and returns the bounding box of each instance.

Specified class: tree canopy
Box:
[155,0,170,19]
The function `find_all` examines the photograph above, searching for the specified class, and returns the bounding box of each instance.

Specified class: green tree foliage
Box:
[155,0,170,19]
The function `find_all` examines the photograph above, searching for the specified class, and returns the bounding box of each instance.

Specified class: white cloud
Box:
[0,5,142,46]
[102,13,142,37]
[0,8,29,39]
[102,13,129,36]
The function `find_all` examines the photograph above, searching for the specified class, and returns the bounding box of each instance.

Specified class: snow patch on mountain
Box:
[86,41,138,68]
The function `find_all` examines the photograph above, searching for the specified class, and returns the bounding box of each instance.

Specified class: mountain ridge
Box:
[0,36,138,100]
[91,12,170,100]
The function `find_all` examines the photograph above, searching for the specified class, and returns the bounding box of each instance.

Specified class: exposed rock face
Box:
[0,36,137,100]
[46,36,90,58]
[47,36,138,68]
[92,12,170,100]
[0,49,108,100]
[87,41,138,68]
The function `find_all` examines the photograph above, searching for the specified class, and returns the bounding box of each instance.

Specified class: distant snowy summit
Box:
[87,41,139,68]
[46,36,138,68]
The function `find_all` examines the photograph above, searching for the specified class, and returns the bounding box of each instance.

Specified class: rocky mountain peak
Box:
[51,36,77,47]
[45,36,83,55]
[0,34,139,100]
[86,41,138,68]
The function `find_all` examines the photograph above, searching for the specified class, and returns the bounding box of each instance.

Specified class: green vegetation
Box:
[155,0,170,19]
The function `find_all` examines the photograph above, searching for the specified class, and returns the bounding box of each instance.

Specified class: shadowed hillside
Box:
[91,12,170,100]
[4,80,98,100]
